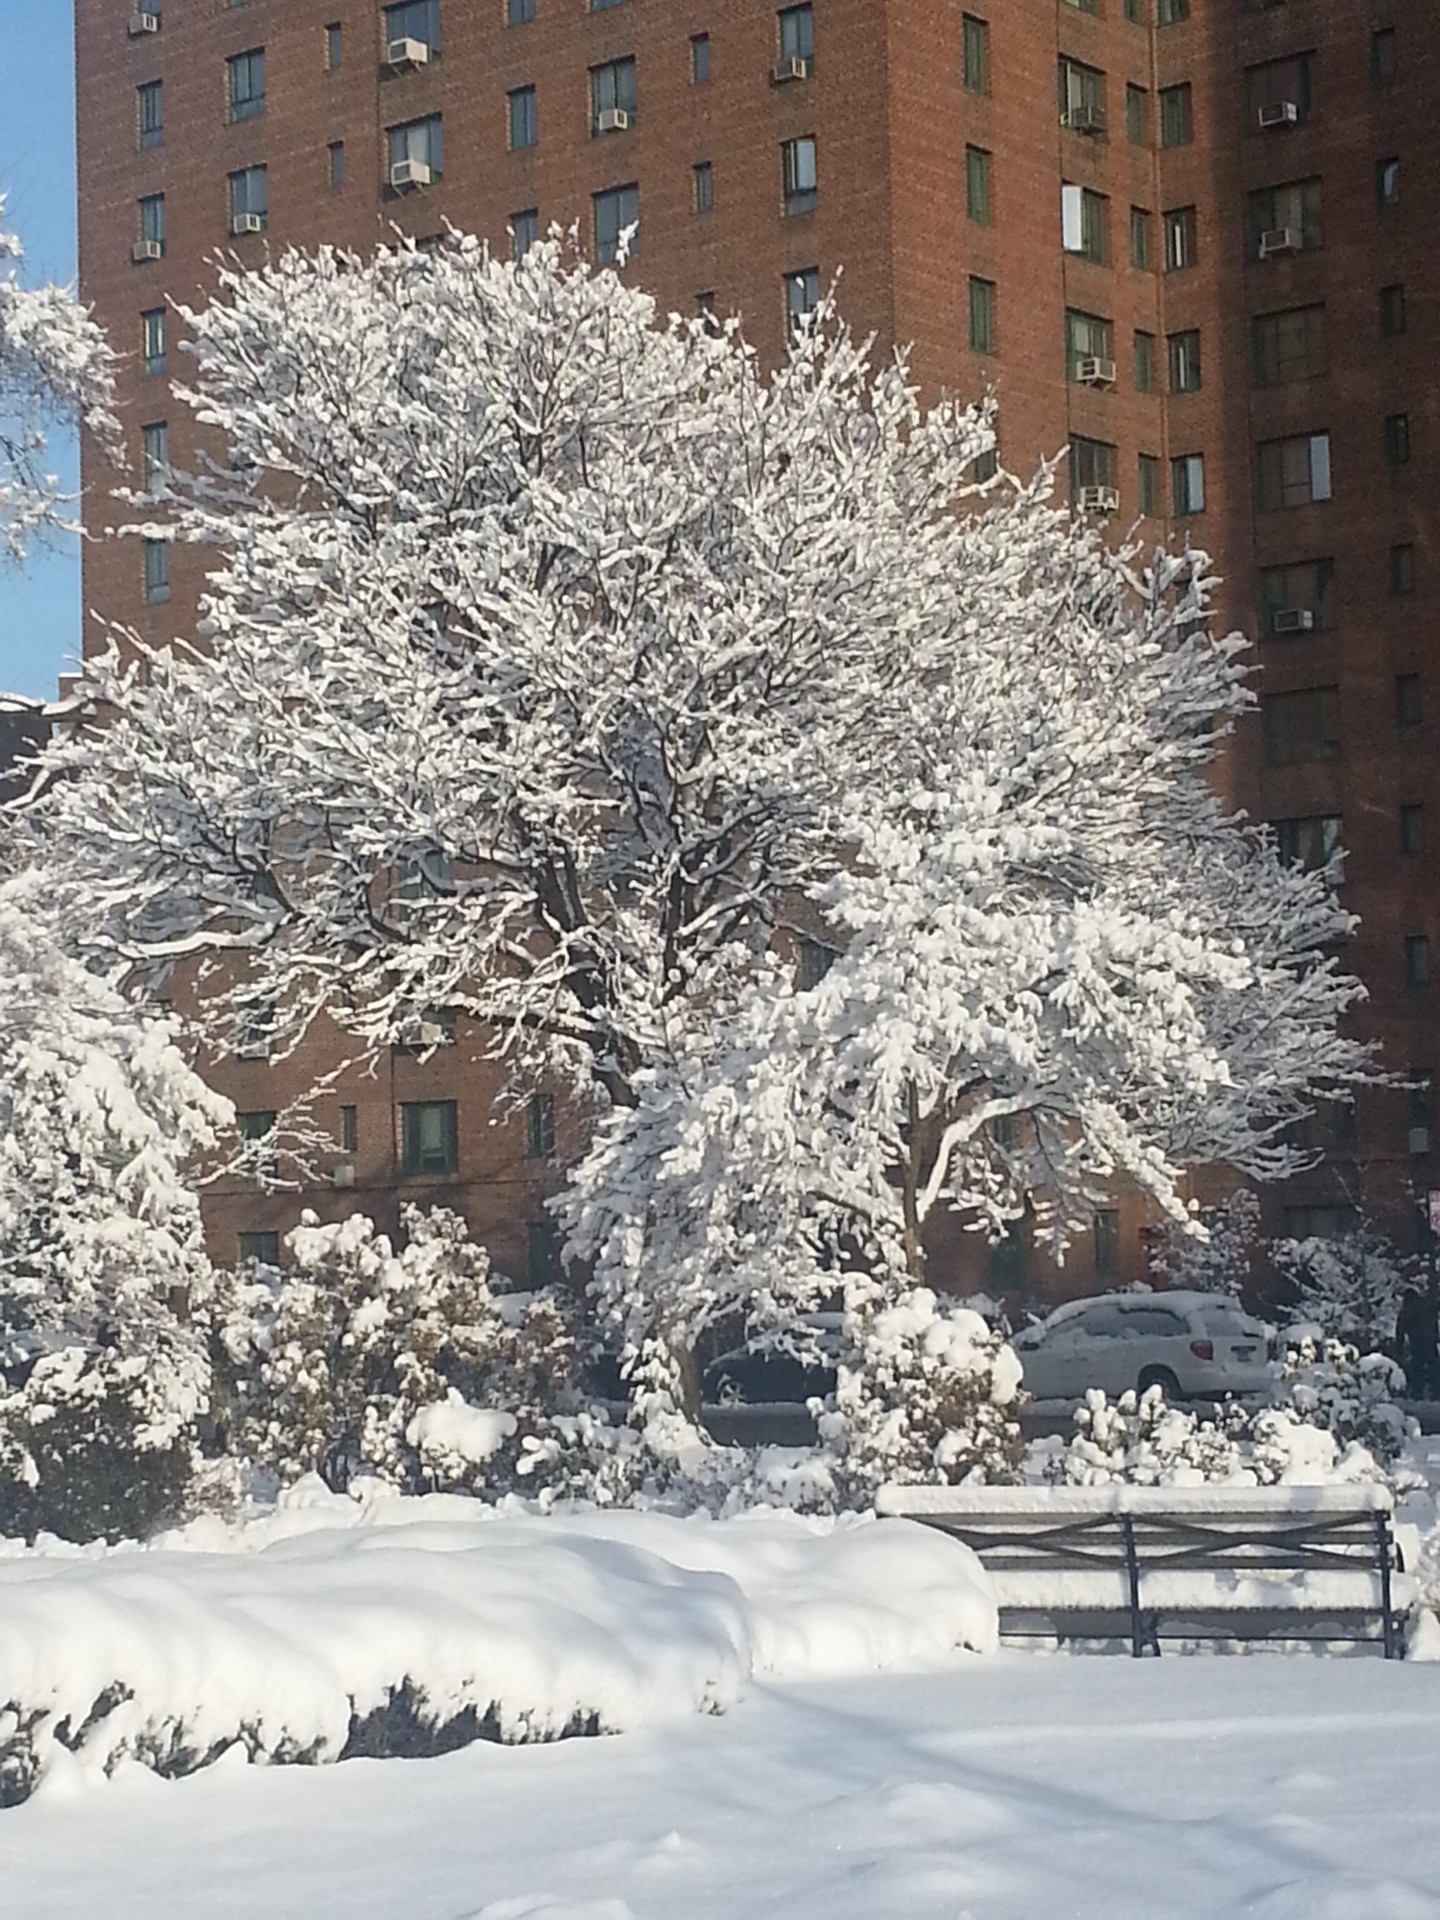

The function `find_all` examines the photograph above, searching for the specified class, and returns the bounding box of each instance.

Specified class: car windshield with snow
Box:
[1012,1291,1274,1404]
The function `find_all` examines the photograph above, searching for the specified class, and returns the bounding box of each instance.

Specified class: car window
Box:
[1115,1306,1189,1337]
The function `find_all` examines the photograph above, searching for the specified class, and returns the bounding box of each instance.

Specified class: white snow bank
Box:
[0,1486,994,1802]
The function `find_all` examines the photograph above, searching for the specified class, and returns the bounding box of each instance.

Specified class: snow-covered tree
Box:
[0,873,232,1541]
[0,195,115,563]
[1155,1188,1262,1297]
[22,232,1370,1435]
[1272,1229,1416,1351]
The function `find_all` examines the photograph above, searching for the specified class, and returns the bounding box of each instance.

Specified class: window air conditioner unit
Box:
[385,35,430,67]
[1076,355,1117,387]
[595,107,631,133]
[1257,101,1298,128]
[1271,607,1315,634]
[1258,225,1299,257]
[390,158,433,188]
[772,56,809,82]
[131,238,163,262]
[331,1159,357,1190]
[230,212,264,235]
[1410,1126,1431,1156]
[1063,104,1106,133]
[1076,485,1119,513]
[416,1019,451,1046]
[128,10,160,34]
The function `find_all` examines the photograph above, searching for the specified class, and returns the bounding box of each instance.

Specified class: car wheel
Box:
[713,1376,743,1408]
[1137,1366,1181,1400]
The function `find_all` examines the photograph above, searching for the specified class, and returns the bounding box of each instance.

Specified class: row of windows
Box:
[235,1090,556,1182]
[1263,674,1427,769]
[239,1213,563,1284]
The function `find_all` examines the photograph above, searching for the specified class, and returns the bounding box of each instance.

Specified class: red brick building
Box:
[73,0,1437,1298]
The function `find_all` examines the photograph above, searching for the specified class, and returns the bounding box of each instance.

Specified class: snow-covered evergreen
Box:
[1156,1188,1262,1296]
[1272,1229,1416,1351]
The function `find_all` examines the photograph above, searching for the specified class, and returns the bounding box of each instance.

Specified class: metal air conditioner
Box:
[1257,101,1299,129]
[389,158,433,189]
[131,238,163,262]
[772,56,809,82]
[128,10,161,34]
[1258,225,1299,257]
[1271,607,1315,634]
[1062,104,1107,134]
[1411,1126,1431,1156]
[595,107,631,133]
[331,1160,357,1190]
[1076,485,1119,513]
[1076,355,1117,387]
[230,212,264,236]
[385,35,430,67]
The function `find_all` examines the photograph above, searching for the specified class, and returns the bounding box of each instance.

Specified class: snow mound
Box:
[0,1487,994,1803]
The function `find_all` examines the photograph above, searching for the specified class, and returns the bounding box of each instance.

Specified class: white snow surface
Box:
[0,1487,995,1794]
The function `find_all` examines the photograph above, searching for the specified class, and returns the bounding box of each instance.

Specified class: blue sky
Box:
[0,1,81,701]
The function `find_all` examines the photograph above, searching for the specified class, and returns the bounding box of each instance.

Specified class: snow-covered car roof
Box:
[1040,1290,1266,1330]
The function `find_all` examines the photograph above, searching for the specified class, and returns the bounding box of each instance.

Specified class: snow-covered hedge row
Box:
[0,1489,995,1805]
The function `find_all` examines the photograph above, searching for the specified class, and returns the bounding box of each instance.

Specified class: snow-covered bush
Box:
[1054,1387,1251,1487]
[815,1286,1024,1504]
[1271,1230,1415,1351]
[1271,1329,1413,1471]
[0,878,230,1542]
[1156,1188,1262,1297]
[222,1206,617,1501]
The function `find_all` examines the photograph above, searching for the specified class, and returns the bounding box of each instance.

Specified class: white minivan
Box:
[1013,1290,1274,1404]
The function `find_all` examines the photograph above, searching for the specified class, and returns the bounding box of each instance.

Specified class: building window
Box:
[1167,329,1201,393]
[1389,544,1415,596]
[1246,52,1311,127]
[138,79,164,149]
[693,161,713,214]
[400,1099,459,1175]
[141,419,168,490]
[1069,434,1118,494]
[325,22,342,67]
[508,84,537,150]
[1252,305,1326,386]
[589,0,628,9]
[1065,309,1112,380]
[796,937,837,989]
[1384,413,1411,468]
[696,290,717,321]
[691,33,710,82]
[238,1107,277,1177]
[1260,557,1333,633]
[525,1092,556,1160]
[1254,432,1331,510]
[969,276,996,354]
[228,165,268,233]
[1094,1209,1118,1275]
[1396,673,1422,729]
[327,141,345,190]
[1171,453,1205,516]
[1378,158,1401,208]
[340,1103,358,1153]
[511,207,539,260]
[1129,206,1152,269]
[1262,686,1340,766]
[141,307,167,375]
[527,1221,560,1288]
[1406,936,1431,988]
[508,0,535,21]
[972,447,998,484]
[778,5,814,70]
[138,193,166,254]
[962,15,989,94]
[142,536,170,605]
[1163,205,1197,271]
[227,48,266,122]
[1402,805,1425,857]
[1125,0,1144,19]
[1282,1206,1356,1243]
[1249,178,1322,255]
[1061,185,1108,263]
[388,115,443,183]
[1137,452,1159,517]
[594,183,639,264]
[385,0,441,53]
[1372,27,1397,86]
[1064,0,1100,14]
[1059,58,1106,133]
[1133,330,1156,393]
[782,137,818,216]
[1274,814,1342,872]
[1125,84,1147,144]
[238,1230,280,1268]
[1159,83,1192,147]
[1157,0,1189,20]
[786,266,820,337]
[1380,283,1406,338]
[590,57,637,134]
[965,145,991,225]
[234,999,275,1060]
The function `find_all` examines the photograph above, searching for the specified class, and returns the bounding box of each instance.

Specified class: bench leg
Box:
[1122,1517,1159,1657]
[1376,1512,1400,1660]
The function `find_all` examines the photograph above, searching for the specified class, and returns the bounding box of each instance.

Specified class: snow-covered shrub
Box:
[1052,1387,1249,1487]
[1156,1189,1262,1297]
[1271,1230,1415,1351]
[816,1286,1024,1504]
[1271,1329,1414,1472]
[0,878,230,1542]
[223,1206,615,1500]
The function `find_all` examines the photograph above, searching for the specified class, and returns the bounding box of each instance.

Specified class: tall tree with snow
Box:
[23,232,1370,1443]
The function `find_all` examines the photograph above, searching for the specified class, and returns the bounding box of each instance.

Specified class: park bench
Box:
[875,1482,1416,1658]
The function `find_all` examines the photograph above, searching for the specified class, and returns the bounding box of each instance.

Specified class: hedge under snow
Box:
[0,1488,995,1806]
